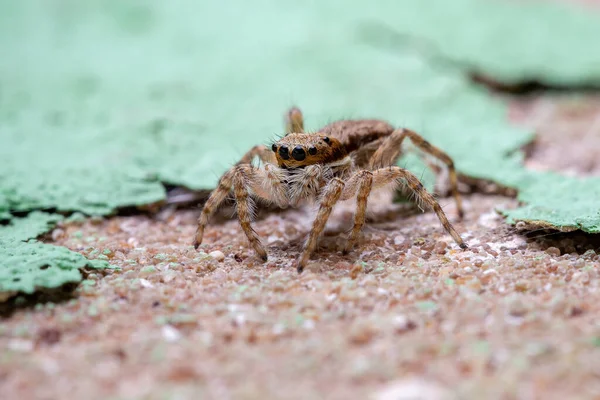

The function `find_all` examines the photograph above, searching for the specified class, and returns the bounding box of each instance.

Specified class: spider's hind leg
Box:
[369,128,464,219]
[285,107,305,134]
[372,166,467,249]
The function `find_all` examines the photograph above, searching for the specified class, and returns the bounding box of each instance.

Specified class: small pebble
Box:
[515,280,529,292]
[162,271,176,283]
[373,379,449,400]
[392,315,416,333]
[140,279,154,288]
[162,325,182,342]
[393,235,406,245]
[350,264,363,279]
[508,297,528,317]
[302,320,316,330]
[349,323,377,345]
[209,250,225,261]
[545,247,561,257]
[51,229,65,241]
[7,339,34,352]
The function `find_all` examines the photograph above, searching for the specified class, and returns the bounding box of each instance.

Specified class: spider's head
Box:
[271,133,348,169]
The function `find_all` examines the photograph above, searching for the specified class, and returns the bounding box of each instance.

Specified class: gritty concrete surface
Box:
[1,94,600,400]
[2,85,600,400]
[2,190,600,400]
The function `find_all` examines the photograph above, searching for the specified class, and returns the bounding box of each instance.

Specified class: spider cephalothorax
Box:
[194,107,467,273]
[272,134,347,169]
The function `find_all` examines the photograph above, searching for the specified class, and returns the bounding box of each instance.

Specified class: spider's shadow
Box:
[263,201,423,260]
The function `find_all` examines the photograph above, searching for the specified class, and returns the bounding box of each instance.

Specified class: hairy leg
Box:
[297,178,345,273]
[251,164,288,208]
[231,167,268,261]
[194,168,235,250]
[369,128,464,219]
[338,170,374,254]
[372,166,467,249]
[194,165,288,260]
[235,145,276,166]
[285,106,304,134]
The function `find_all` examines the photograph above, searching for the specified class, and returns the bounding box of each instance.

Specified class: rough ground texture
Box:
[1,94,600,399]
[2,196,600,399]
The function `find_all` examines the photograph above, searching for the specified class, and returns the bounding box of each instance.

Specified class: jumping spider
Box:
[194,107,467,273]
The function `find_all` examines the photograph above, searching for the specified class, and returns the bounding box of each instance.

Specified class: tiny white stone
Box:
[227,304,240,312]
[209,250,225,261]
[392,315,411,331]
[139,278,154,288]
[162,272,175,283]
[478,211,500,228]
[267,235,281,244]
[51,228,65,241]
[393,235,406,245]
[371,378,450,400]
[234,314,246,327]
[39,357,60,375]
[359,251,373,259]
[377,288,388,295]
[7,339,34,352]
[302,320,316,330]
[162,325,181,342]
[272,323,285,335]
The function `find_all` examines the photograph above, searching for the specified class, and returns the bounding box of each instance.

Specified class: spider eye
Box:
[291,146,306,161]
[323,137,331,144]
[271,144,277,152]
[308,146,317,155]
[279,145,290,160]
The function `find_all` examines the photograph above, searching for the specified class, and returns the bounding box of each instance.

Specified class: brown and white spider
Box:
[194,107,467,273]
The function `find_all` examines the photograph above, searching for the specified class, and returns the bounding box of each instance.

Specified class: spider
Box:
[194,107,467,273]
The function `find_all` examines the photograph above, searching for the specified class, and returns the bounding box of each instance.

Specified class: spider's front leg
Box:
[338,170,374,254]
[295,170,375,272]
[296,178,345,273]
[235,144,276,166]
[194,164,287,261]
[369,128,464,219]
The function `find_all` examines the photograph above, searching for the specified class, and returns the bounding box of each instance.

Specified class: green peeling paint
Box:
[503,173,600,233]
[357,0,600,87]
[0,212,109,298]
